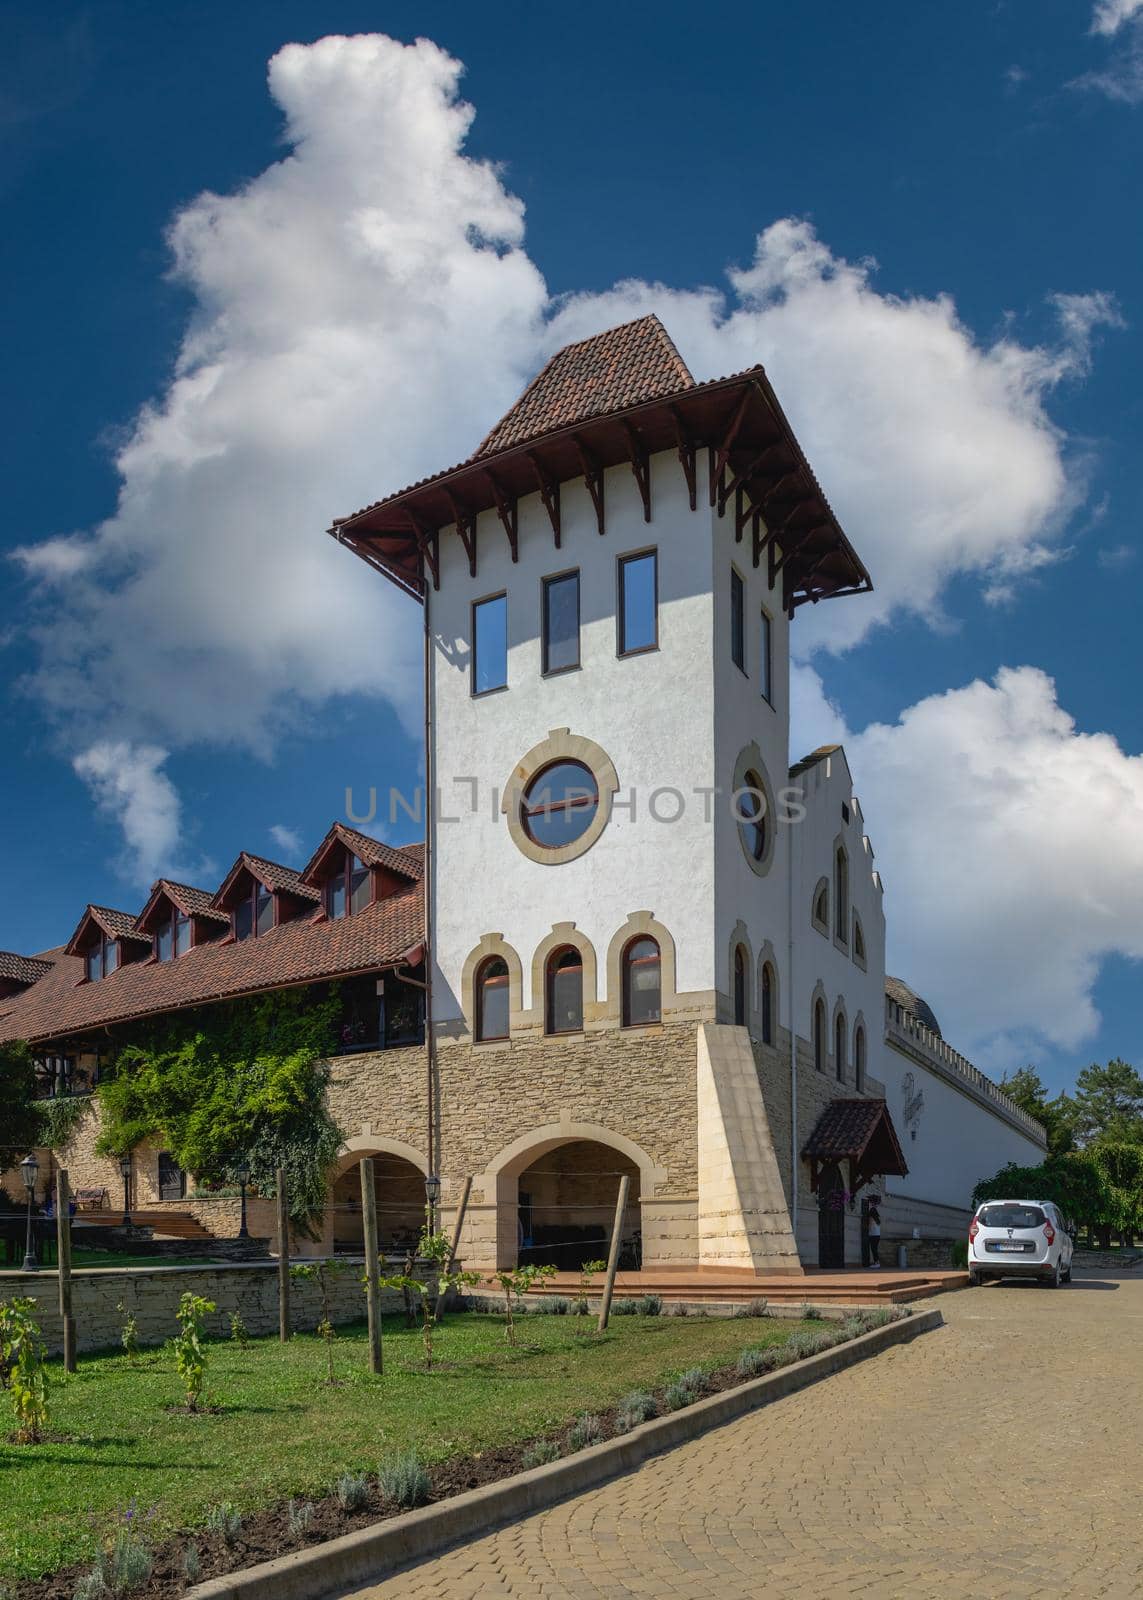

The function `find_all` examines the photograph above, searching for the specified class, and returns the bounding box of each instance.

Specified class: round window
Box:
[736,772,768,862]
[522,760,599,849]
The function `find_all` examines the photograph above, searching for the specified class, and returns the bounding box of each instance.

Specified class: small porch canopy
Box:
[803,1098,908,1194]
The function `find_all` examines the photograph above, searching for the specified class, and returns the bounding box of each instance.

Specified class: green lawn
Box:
[1,1310,806,1583]
[69,1250,217,1269]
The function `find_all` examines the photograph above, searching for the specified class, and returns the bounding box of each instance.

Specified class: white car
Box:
[968,1199,1074,1288]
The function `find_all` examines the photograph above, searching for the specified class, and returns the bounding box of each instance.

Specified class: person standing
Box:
[867,1203,882,1268]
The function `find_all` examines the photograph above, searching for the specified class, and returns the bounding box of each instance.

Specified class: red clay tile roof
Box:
[788,744,843,781]
[0,886,425,1048]
[213,853,321,907]
[138,880,231,931]
[474,315,695,457]
[300,824,425,886]
[0,951,54,987]
[64,906,153,957]
[802,1098,908,1178]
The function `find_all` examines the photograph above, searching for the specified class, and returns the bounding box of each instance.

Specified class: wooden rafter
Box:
[407,510,439,590]
[718,441,785,517]
[527,451,561,547]
[444,490,477,578]
[622,421,651,523]
[709,386,754,506]
[573,435,606,535]
[484,471,519,562]
[752,509,773,571]
[670,405,697,510]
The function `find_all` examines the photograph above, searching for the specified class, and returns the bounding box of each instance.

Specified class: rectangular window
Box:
[156,919,174,962]
[233,897,254,942]
[349,854,371,915]
[542,570,580,675]
[104,939,119,975]
[85,946,101,983]
[326,869,346,920]
[472,593,508,695]
[618,550,657,656]
[760,608,773,704]
[174,912,192,956]
[731,569,745,672]
[255,883,275,937]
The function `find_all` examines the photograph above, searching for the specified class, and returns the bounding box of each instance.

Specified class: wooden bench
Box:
[74,1188,108,1212]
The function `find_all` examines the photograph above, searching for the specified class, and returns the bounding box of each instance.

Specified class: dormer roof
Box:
[300,822,424,887]
[136,879,230,934]
[0,951,55,989]
[64,905,152,959]
[330,317,872,611]
[212,853,321,910]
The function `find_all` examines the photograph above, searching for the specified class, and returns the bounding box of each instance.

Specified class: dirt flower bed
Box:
[9,1308,908,1600]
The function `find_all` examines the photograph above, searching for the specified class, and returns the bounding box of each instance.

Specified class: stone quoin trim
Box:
[459,932,526,1041]
[732,742,777,878]
[528,922,601,1029]
[501,728,619,866]
[727,920,755,1028]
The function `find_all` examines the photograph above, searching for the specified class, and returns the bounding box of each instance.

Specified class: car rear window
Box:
[979,1204,1046,1230]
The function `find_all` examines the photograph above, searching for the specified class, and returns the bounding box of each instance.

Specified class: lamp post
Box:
[424,1173,441,1235]
[236,1158,250,1239]
[119,1153,132,1227]
[20,1154,39,1272]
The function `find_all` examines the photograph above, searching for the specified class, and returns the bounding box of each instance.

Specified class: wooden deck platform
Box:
[526,1266,968,1306]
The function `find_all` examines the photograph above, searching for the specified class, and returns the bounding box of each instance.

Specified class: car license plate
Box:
[992,1242,1027,1252]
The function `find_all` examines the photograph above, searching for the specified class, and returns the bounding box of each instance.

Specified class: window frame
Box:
[730,566,745,674]
[233,878,276,942]
[617,548,659,658]
[85,935,118,982]
[835,1013,847,1082]
[471,590,509,698]
[760,607,773,706]
[733,945,747,1028]
[835,846,849,946]
[761,962,774,1045]
[736,769,768,864]
[521,759,600,851]
[545,945,585,1036]
[475,955,511,1043]
[855,1025,866,1092]
[541,568,581,677]
[814,998,826,1072]
[621,935,662,1029]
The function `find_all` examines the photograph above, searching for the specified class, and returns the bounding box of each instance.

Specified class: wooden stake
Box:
[276,1168,290,1342]
[56,1168,76,1373]
[597,1174,630,1333]
[435,1175,472,1323]
[360,1157,383,1374]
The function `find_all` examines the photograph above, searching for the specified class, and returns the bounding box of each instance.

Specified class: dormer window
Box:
[155,910,192,961]
[234,880,275,941]
[324,849,372,919]
[85,936,119,982]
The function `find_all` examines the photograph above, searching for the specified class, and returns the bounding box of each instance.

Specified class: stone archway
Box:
[328,1137,428,1255]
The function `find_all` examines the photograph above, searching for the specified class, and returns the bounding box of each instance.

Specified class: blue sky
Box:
[2,0,1142,1091]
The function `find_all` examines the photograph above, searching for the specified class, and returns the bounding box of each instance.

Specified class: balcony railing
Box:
[884,1000,1046,1144]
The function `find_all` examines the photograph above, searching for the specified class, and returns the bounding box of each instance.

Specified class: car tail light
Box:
[969,1218,979,1243]
[1043,1222,1055,1245]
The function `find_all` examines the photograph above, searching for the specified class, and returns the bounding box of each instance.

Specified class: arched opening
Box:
[814,998,826,1072]
[331,1153,426,1255]
[546,945,584,1034]
[475,955,510,1041]
[835,846,849,943]
[621,936,661,1027]
[835,1013,847,1082]
[733,945,748,1026]
[816,1159,846,1269]
[514,1140,642,1271]
[761,962,775,1045]
[855,1025,867,1091]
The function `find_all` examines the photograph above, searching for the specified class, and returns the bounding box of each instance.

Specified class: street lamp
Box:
[235,1158,250,1239]
[20,1154,39,1272]
[424,1173,441,1232]
[119,1153,132,1227]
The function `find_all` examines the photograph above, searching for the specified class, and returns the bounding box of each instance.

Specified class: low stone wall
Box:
[0,1260,420,1358]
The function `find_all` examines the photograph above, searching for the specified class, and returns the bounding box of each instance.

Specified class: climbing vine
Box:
[33,1094,91,1152]
[96,987,344,1230]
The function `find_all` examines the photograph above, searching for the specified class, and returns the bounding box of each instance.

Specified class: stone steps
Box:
[75,1210,214,1240]
[522,1268,966,1306]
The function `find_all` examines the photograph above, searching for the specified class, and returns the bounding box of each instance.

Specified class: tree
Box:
[999,1067,1076,1157]
[0,1042,38,1169]
[1071,1059,1143,1147]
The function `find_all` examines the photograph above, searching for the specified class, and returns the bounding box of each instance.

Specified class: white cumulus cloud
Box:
[269,823,304,859]
[1092,0,1143,35]
[72,742,185,888]
[1077,0,1143,100]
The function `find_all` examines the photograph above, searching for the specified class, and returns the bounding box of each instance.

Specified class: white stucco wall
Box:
[430,450,718,1022]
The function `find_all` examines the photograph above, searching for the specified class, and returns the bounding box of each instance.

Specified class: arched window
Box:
[622,937,661,1027]
[855,1025,867,1092]
[733,945,747,1027]
[546,946,583,1034]
[835,1013,847,1082]
[813,882,829,931]
[835,847,849,943]
[736,771,768,863]
[761,962,775,1045]
[814,998,826,1072]
[475,956,510,1042]
[853,916,866,965]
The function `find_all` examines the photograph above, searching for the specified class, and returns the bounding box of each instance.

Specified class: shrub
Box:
[117,1302,139,1366]
[205,1501,241,1546]
[663,1380,694,1411]
[747,1297,769,1317]
[576,1258,608,1314]
[73,1523,154,1597]
[840,1316,866,1341]
[229,1309,249,1348]
[786,1330,831,1361]
[861,1308,892,1330]
[671,1302,689,1317]
[638,1294,662,1317]
[0,1297,49,1443]
[532,1296,570,1316]
[679,1367,707,1395]
[489,1264,559,1345]
[378,1450,430,1509]
[335,1472,369,1512]
[182,1542,200,1584]
[615,1389,657,1431]
[173,1293,216,1412]
[568,1413,603,1451]
[612,1298,639,1316]
[801,1302,823,1321]
[287,1499,314,1537]
[949,1239,968,1269]
[736,1345,776,1379]
[521,1438,561,1468]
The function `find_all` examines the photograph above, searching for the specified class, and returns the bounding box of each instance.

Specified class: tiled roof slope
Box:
[160,882,230,923]
[474,315,695,458]
[885,975,942,1038]
[88,907,153,946]
[0,886,425,1048]
[215,853,321,905]
[0,951,54,986]
[788,744,843,781]
[305,824,425,882]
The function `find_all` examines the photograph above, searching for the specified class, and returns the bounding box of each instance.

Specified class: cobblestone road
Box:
[341,1271,1143,1599]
